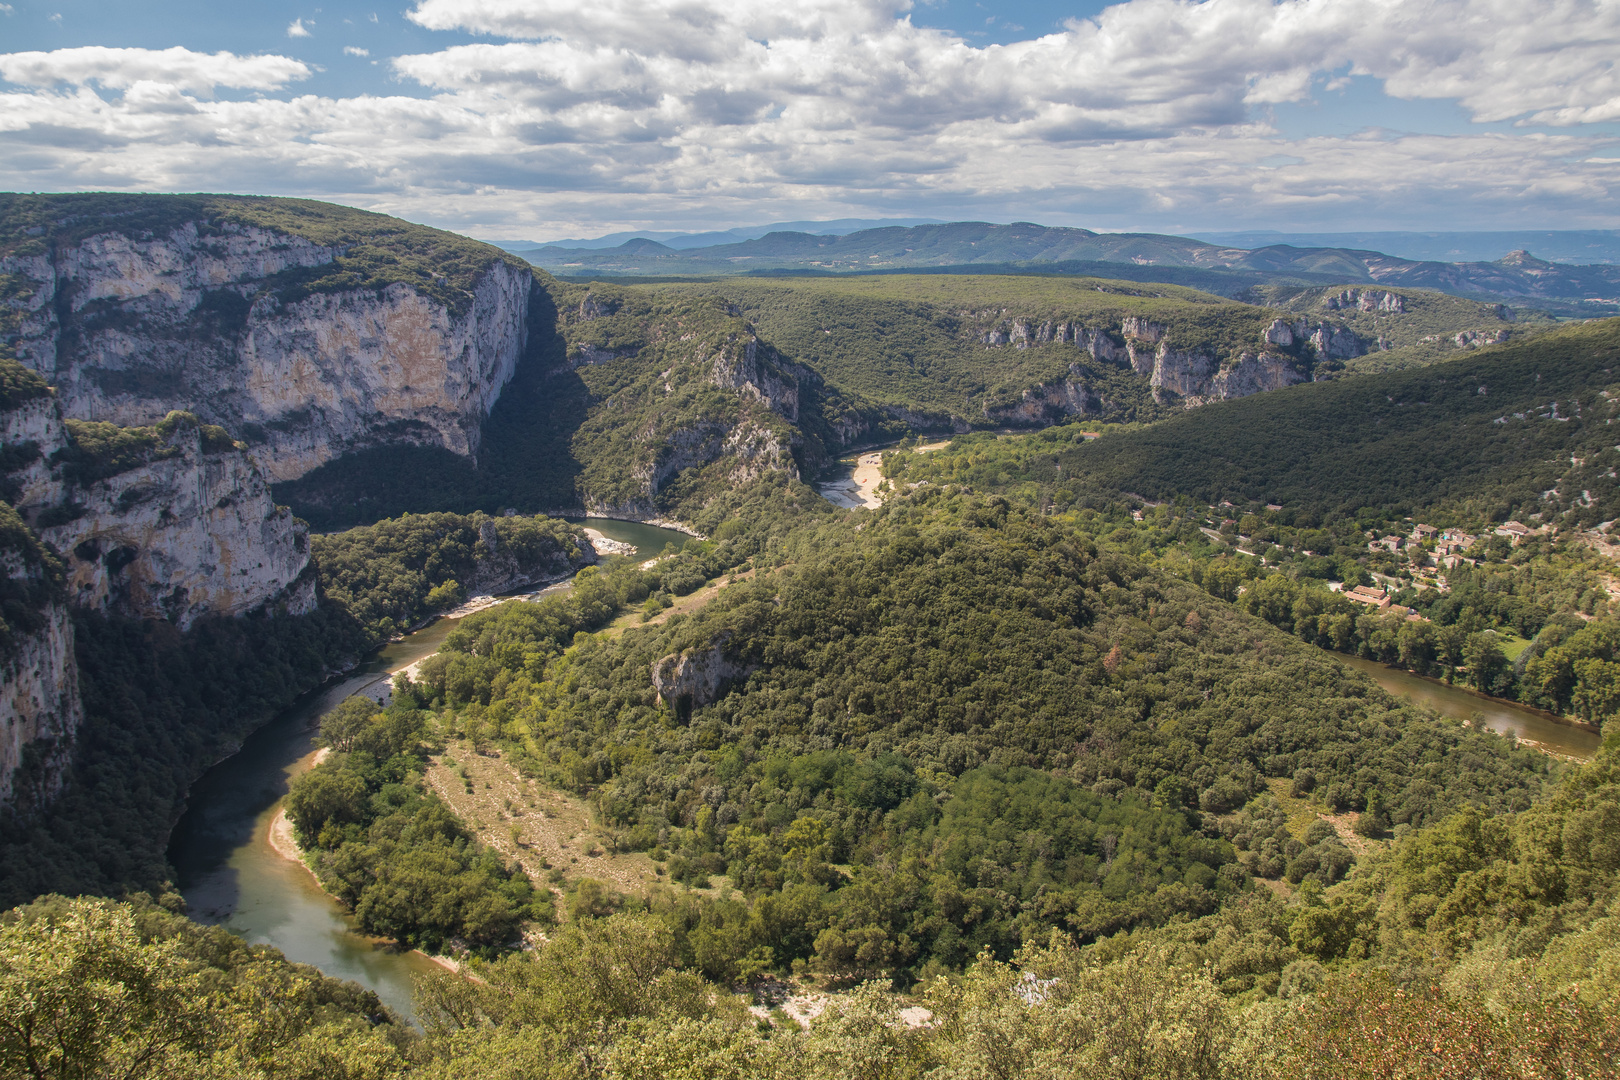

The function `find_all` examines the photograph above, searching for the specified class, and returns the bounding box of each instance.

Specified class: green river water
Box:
[1335,653,1600,760]
[168,520,689,1022]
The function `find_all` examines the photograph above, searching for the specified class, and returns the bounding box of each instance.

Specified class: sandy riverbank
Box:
[819,441,951,509]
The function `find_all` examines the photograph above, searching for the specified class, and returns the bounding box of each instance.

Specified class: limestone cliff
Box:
[651,632,755,714]
[556,288,839,516]
[0,503,80,806]
[1,195,536,483]
[3,381,312,630]
[979,311,1324,422]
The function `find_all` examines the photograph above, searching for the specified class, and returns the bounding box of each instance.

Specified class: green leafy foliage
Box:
[396,489,1547,984]
[285,697,541,953]
[310,511,587,641]
[0,604,369,906]
[0,350,50,411]
[1061,318,1620,524]
[55,410,237,484]
[0,894,410,1080]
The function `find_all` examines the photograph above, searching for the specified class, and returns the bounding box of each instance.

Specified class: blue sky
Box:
[2,0,1119,97]
[1,0,1617,239]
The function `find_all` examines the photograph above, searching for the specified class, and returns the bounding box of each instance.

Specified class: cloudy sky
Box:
[1,0,1617,240]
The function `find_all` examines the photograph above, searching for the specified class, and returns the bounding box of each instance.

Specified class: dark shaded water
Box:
[1336,653,1601,760]
[168,519,690,1020]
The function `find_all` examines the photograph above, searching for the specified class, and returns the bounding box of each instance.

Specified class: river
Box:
[1335,653,1601,760]
[167,518,691,1022]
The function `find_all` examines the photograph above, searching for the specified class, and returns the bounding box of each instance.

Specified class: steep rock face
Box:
[578,330,814,516]
[1149,346,1307,405]
[651,634,755,712]
[711,341,801,423]
[972,312,1315,420]
[1323,288,1406,314]
[986,375,1102,425]
[4,221,531,482]
[0,544,81,807]
[4,399,312,630]
[1,393,66,509]
[39,432,313,629]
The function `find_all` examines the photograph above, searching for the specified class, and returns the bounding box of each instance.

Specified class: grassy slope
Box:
[1063,317,1620,522]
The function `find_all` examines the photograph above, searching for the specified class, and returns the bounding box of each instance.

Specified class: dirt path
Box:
[602,567,758,637]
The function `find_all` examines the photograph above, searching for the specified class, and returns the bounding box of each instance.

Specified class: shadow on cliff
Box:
[273,286,588,530]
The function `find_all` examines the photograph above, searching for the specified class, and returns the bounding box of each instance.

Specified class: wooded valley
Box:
[3,195,1618,1079]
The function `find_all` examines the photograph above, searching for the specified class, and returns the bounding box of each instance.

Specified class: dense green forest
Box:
[311,511,590,640]
[371,489,1550,985]
[0,603,369,907]
[948,318,1620,524]
[883,420,1620,715]
[8,235,1620,1077]
[285,694,542,953]
[9,729,1617,1078]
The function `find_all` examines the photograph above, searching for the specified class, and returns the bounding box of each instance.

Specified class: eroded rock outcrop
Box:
[3,217,532,482]
[651,633,755,713]
[1323,288,1406,314]
[4,386,312,630]
[0,509,81,807]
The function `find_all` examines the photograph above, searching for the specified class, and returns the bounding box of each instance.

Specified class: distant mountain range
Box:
[505,221,1620,308]
[490,218,946,252]
[1190,230,1620,266]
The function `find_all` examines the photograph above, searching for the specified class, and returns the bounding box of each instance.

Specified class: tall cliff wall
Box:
[3,381,313,630]
[2,208,534,483]
[0,504,81,807]
[977,313,1332,424]
[1,362,313,807]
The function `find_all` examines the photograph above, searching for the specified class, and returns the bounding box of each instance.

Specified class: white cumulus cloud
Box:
[287,18,312,38]
[0,46,312,94]
[344,46,370,57]
[0,0,1616,233]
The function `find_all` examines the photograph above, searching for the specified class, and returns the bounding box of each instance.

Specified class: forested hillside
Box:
[272,263,1580,533]
[1060,318,1620,523]
[5,199,1620,1078]
[8,488,1617,1078]
[357,489,1548,984]
[653,275,1296,415]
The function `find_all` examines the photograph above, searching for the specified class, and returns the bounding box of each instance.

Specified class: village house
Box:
[1495,521,1532,542]
[1344,585,1392,609]
[1369,535,1401,553]
[1437,530,1478,555]
[1412,524,1438,541]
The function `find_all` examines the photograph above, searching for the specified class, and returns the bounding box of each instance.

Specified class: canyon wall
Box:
[0,510,81,806]
[1,373,313,805]
[3,219,532,482]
